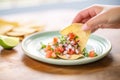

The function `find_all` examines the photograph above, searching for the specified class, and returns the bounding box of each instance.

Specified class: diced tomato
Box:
[68,49,75,55]
[45,45,51,52]
[55,47,60,53]
[89,50,95,57]
[46,50,53,58]
[54,46,64,53]
[53,37,58,44]
[68,33,75,40]
[51,52,57,58]
[58,46,64,52]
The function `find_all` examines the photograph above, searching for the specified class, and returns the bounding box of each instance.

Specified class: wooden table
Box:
[0,1,120,80]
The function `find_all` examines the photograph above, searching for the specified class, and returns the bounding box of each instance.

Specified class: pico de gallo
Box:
[40,33,97,59]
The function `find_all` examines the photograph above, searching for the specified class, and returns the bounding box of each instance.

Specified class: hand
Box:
[72,5,120,32]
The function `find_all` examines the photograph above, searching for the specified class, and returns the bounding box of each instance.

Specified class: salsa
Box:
[40,33,97,59]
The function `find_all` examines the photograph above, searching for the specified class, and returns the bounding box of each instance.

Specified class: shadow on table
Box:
[0,49,17,57]
[22,52,113,75]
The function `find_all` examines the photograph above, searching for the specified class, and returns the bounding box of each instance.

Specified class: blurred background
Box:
[0,0,80,10]
[0,0,83,38]
[0,0,119,37]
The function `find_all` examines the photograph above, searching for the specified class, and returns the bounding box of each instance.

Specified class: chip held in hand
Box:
[40,23,91,60]
[60,23,91,51]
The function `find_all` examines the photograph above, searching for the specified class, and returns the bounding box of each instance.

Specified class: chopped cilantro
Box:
[82,48,89,57]
[40,42,46,49]
[75,35,79,39]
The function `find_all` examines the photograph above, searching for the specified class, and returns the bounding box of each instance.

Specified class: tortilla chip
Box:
[58,54,84,60]
[12,27,36,33]
[0,19,44,41]
[30,25,44,32]
[0,25,13,34]
[60,23,91,52]
[0,19,19,27]
[6,31,26,36]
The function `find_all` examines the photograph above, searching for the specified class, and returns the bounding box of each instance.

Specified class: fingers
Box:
[87,24,120,32]
[82,12,108,31]
[72,6,96,23]
[100,24,120,29]
[72,5,120,33]
[72,5,120,32]
[81,17,91,23]
[72,10,90,23]
[72,5,103,23]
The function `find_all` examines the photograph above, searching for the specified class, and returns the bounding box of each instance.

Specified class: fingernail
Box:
[82,24,89,30]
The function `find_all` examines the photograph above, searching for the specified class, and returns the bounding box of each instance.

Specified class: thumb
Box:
[82,12,108,31]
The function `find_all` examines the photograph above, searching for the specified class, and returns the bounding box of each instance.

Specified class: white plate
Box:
[22,31,112,65]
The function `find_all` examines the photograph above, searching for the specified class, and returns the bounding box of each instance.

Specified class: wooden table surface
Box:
[0,10,120,80]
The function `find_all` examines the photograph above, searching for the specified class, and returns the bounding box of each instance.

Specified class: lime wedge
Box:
[0,35,19,49]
